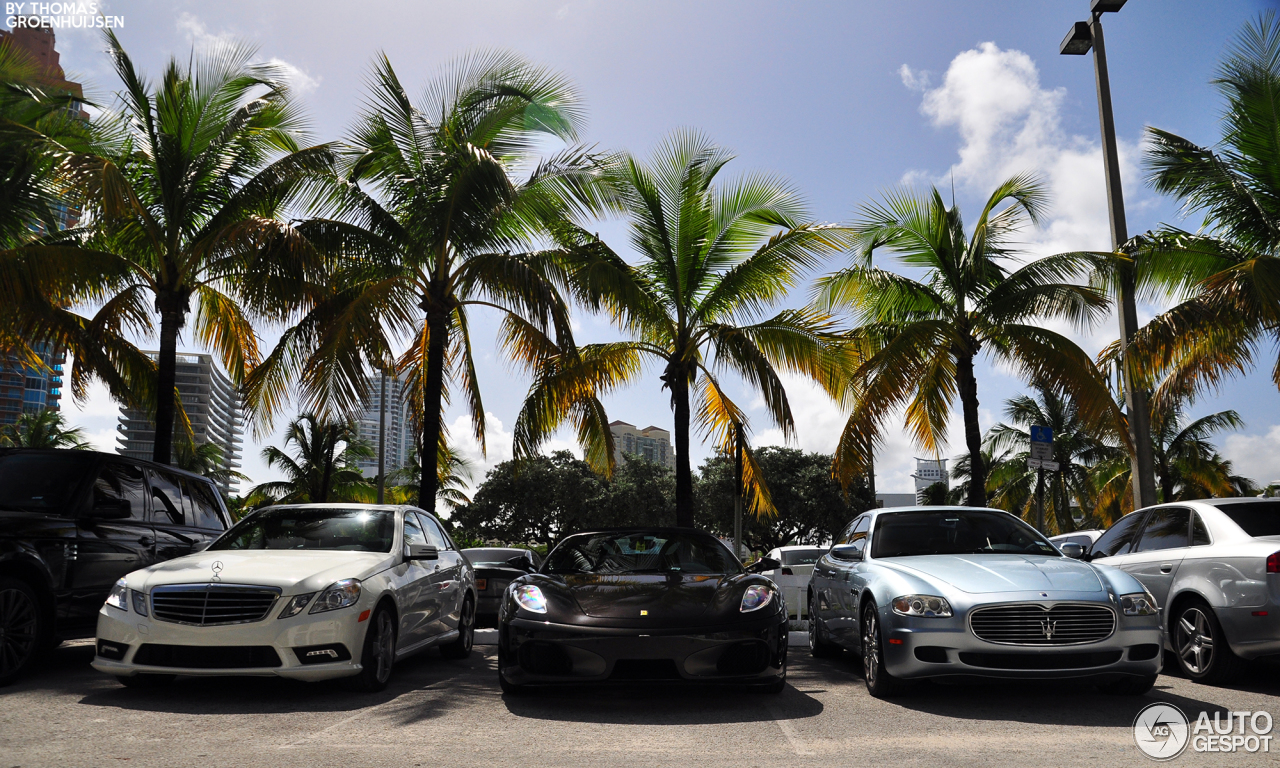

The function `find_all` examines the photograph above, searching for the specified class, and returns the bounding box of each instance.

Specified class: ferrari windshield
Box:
[544,531,742,575]
[210,507,396,552]
[871,509,1058,558]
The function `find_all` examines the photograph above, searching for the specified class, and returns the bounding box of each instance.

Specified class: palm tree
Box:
[246,413,372,505]
[173,440,249,493]
[0,409,91,449]
[1094,405,1255,516]
[1125,13,1280,408]
[27,31,331,466]
[246,51,600,512]
[982,387,1122,532]
[388,445,475,512]
[513,131,850,526]
[814,175,1118,506]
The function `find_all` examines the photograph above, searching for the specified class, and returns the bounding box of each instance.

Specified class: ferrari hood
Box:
[134,550,394,594]
[887,554,1104,594]
[560,573,729,620]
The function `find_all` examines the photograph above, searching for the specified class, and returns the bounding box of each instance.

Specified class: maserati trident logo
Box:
[1040,618,1057,640]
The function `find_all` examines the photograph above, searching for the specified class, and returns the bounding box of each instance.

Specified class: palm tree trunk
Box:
[416,309,449,511]
[955,351,986,506]
[319,426,334,503]
[671,373,694,527]
[152,300,183,465]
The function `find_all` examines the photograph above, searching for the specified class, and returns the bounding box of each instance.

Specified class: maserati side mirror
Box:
[1059,542,1085,559]
[506,555,534,572]
[747,557,781,573]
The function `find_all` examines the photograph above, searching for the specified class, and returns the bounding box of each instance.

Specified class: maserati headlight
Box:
[278,592,316,619]
[309,579,361,614]
[1120,589,1159,616]
[892,595,952,618]
[740,584,775,613]
[513,584,547,614]
[104,578,128,611]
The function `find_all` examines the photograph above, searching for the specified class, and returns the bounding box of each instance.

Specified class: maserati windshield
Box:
[871,509,1058,558]
[210,507,396,552]
[545,531,742,575]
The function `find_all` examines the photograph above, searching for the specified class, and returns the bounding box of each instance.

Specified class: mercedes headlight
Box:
[131,589,148,617]
[309,579,361,614]
[278,592,316,619]
[513,584,547,614]
[104,578,128,611]
[892,594,953,618]
[740,584,775,613]
[1120,589,1159,616]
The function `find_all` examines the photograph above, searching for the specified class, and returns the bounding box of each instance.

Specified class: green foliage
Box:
[695,446,870,552]
[246,413,372,505]
[173,440,249,493]
[0,409,91,449]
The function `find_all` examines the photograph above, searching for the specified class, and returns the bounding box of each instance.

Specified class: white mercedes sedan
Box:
[92,504,476,691]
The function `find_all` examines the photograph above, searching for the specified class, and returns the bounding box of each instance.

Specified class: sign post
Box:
[1030,426,1054,533]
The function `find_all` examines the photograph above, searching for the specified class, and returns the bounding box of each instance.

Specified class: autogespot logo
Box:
[1134,704,1275,760]
[1134,703,1190,760]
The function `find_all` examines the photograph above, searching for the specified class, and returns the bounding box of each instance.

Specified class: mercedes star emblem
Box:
[211,561,224,574]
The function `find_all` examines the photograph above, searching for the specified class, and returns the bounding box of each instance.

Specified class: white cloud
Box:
[443,412,581,496]
[177,14,320,95]
[1223,426,1280,486]
[898,64,930,92]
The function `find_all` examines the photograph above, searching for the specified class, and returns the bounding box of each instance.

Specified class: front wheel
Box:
[440,596,475,660]
[0,577,46,687]
[861,601,901,699]
[1171,598,1244,684]
[497,629,525,696]
[346,606,396,692]
[808,591,842,658]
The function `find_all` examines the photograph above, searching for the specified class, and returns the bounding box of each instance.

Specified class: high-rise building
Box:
[608,420,676,470]
[354,373,415,479]
[0,23,85,423]
[912,458,948,503]
[116,353,245,494]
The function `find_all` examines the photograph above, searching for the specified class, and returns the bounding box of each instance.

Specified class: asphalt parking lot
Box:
[2,633,1278,768]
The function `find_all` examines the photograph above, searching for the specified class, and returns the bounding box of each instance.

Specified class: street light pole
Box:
[1061,2,1157,511]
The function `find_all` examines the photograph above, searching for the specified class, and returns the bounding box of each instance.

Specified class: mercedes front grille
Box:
[150,584,281,626]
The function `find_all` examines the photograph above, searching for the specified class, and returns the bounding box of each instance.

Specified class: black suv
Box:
[0,448,231,685]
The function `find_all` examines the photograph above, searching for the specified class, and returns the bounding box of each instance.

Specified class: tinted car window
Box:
[186,480,225,530]
[91,462,149,521]
[464,548,530,566]
[146,469,187,525]
[1134,507,1191,552]
[545,531,742,575]
[211,507,396,552]
[780,549,826,566]
[1192,513,1212,546]
[1091,512,1144,557]
[1218,502,1280,537]
[0,451,94,513]
[871,510,1056,558]
[403,513,428,547]
[418,514,449,549]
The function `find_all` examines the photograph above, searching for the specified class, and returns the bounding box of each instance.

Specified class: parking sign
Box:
[1030,425,1053,461]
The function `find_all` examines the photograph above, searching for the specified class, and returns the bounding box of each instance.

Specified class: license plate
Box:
[475,578,487,591]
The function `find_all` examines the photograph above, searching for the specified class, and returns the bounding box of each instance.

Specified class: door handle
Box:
[1160,564,1173,574]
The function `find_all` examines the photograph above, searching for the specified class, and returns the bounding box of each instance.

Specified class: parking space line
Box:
[766,704,814,756]
[278,700,392,749]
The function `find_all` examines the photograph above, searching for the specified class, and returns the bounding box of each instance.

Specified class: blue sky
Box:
[39,0,1280,494]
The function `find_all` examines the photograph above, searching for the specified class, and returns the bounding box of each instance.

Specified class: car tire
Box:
[808,591,842,658]
[440,596,475,660]
[347,606,396,692]
[115,674,175,689]
[496,633,526,696]
[1171,597,1245,684]
[861,601,902,699]
[1097,674,1157,696]
[0,577,47,687]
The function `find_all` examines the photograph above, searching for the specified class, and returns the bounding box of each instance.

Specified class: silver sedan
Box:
[1086,497,1280,684]
[807,507,1163,698]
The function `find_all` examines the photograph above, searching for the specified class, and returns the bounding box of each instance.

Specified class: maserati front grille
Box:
[969,603,1115,646]
[150,584,281,626]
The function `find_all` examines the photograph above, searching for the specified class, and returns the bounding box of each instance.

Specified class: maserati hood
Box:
[560,573,729,621]
[888,554,1105,594]
[133,550,394,594]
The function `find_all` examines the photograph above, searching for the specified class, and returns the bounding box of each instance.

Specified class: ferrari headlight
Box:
[104,578,128,611]
[892,594,952,618]
[1120,589,1159,616]
[513,584,547,614]
[278,592,316,619]
[309,579,361,614]
[131,589,148,617]
[740,584,775,613]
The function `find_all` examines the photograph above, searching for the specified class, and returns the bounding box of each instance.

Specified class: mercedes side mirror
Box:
[407,543,439,561]
[747,557,781,574]
[830,544,864,562]
[1059,542,1085,559]
[89,498,132,520]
